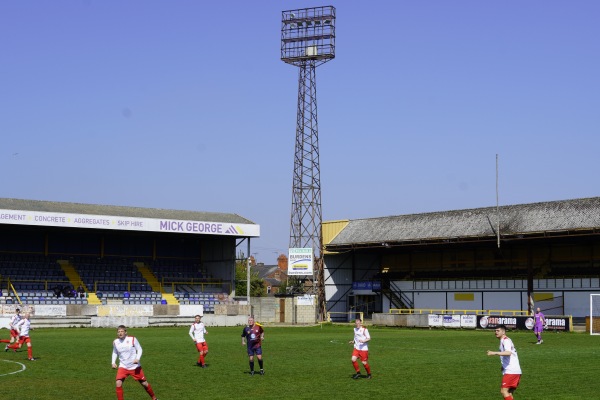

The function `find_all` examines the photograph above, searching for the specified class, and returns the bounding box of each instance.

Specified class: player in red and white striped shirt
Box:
[349,318,372,379]
[6,312,35,360]
[8,308,21,344]
[111,325,158,400]
[1,308,21,347]
[189,315,209,367]
[487,325,522,400]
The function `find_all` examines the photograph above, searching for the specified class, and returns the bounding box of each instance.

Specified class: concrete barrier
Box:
[29,316,92,328]
[92,316,149,328]
[373,313,429,327]
[215,304,251,316]
[17,314,250,329]
[0,297,301,328]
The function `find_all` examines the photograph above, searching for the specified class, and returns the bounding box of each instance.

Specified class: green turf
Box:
[0,324,597,399]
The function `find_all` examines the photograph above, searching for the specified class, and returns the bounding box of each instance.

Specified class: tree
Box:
[235,252,266,297]
[286,275,305,294]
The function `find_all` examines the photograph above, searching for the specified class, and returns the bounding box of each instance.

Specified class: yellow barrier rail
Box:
[9,282,22,306]
[4,278,72,292]
[389,308,529,316]
[2,278,231,294]
[327,311,364,322]
[162,280,231,294]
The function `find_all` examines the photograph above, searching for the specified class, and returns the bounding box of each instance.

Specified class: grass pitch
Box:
[0,324,597,399]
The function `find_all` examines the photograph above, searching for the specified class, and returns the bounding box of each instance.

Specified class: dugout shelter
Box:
[323,197,600,320]
[0,198,259,308]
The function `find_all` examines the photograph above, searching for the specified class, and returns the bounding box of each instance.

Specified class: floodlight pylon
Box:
[281,6,335,321]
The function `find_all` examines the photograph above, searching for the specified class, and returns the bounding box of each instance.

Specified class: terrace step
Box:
[135,263,161,292]
[162,293,179,305]
[87,292,102,305]
[58,260,85,291]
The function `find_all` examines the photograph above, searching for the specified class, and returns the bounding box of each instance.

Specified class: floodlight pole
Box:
[281,6,335,322]
[246,257,250,304]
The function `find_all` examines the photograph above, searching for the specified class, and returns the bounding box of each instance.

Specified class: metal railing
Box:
[389,308,529,316]
[162,280,231,294]
[92,281,154,292]
[2,278,71,291]
[1,277,231,295]
[388,279,414,308]
[327,311,364,322]
[412,276,600,291]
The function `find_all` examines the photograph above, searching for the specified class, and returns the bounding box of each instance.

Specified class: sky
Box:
[2,1,599,264]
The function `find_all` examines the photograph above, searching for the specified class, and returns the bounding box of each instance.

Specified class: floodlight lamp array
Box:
[281,6,336,66]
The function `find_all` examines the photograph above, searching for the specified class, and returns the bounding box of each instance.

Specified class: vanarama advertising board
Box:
[477,315,572,331]
[288,248,313,276]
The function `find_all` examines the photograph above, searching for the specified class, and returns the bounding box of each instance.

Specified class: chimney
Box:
[277,254,288,271]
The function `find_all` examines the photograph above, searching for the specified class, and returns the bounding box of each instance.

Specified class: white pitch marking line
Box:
[0,360,27,376]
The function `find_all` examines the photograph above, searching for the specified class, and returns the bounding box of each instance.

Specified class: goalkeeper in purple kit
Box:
[534,307,546,344]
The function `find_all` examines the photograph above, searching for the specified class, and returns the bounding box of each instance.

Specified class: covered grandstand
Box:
[0,198,259,311]
[323,197,600,319]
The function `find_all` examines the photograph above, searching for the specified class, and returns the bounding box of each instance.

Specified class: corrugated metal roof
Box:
[0,198,255,224]
[322,220,349,245]
[327,197,600,247]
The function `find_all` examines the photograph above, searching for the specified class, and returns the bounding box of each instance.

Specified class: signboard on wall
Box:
[0,209,260,237]
[442,315,461,328]
[425,314,571,331]
[288,248,314,276]
[460,315,477,328]
[427,314,466,328]
[352,281,382,293]
[428,314,443,327]
[477,315,571,331]
[296,294,315,306]
[478,315,519,330]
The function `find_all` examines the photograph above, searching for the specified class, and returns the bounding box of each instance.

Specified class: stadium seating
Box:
[150,259,210,282]
[0,254,69,292]
[0,254,231,311]
[74,257,147,291]
[173,291,231,311]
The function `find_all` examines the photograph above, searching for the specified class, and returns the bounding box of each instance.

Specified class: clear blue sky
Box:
[2,1,599,263]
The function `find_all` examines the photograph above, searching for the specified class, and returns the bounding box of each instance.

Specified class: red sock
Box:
[200,354,205,364]
[352,361,360,372]
[8,343,18,350]
[0,339,10,343]
[116,387,124,400]
[27,347,32,358]
[364,362,371,374]
[144,383,156,399]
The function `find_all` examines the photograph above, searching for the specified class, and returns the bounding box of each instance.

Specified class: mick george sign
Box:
[288,248,313,276]
[0,209,259,237]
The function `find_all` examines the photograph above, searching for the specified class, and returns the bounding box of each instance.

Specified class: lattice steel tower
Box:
[281,6,335,320]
